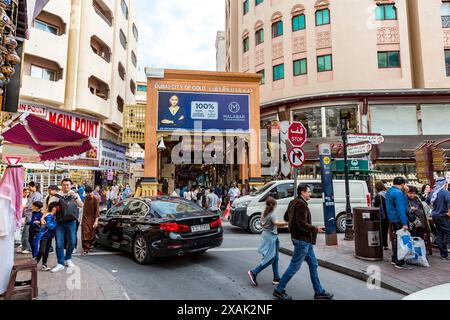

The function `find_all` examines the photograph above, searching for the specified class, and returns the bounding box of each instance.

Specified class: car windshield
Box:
[251,182,276,196]
[150,199,204,217]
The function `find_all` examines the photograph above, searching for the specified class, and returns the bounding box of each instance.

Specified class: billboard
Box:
[157,91,250,132]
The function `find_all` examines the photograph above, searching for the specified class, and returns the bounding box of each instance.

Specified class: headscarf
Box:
[0,166,26,229]
[429,177,448,205]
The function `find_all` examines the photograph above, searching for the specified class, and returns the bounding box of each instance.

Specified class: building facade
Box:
[226,0,450,185]
[17,0,139,189]
[216,31,227,71]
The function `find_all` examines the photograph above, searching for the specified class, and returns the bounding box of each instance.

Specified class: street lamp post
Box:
[341,113,354,240]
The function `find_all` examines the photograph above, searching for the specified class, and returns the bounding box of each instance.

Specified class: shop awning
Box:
[1,113,92,161]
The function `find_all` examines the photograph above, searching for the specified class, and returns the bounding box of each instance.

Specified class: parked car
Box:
[97,197,224,264]
[402,284,450,300]
[230,180,370,234]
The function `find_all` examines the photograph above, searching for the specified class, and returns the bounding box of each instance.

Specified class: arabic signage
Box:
[288,122,307,147]
[333,159,370,172]
[157,91,250,132]
[347,142,373,156]
[347,134,385,145]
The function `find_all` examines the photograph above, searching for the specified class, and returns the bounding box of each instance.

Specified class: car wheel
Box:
[336,214,347,233]
[248,215,263,234]
[132,234,154,265]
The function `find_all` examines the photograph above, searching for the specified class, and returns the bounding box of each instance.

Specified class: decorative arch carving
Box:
[242,28,249,38]
[291,4,305,16]
[314,0,330,10]
[271,11,283,23]
[254,19,264,31]
[374,0,396,5]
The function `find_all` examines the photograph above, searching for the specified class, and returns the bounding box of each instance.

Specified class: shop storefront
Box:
[99,140,127,187]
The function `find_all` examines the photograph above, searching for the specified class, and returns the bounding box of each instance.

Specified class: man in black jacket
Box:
[273,184,334,300]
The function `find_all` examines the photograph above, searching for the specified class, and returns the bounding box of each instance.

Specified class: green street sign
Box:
[332,159,370,172]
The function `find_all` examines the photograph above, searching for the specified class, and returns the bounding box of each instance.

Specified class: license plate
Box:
[191,224,211,233]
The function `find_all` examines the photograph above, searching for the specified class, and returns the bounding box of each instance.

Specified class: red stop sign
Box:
[288,122,307,147]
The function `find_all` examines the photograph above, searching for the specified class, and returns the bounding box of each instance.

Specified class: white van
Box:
[230,180,371,234]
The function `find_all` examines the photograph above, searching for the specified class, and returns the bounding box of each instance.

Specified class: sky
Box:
[134,0,225,76]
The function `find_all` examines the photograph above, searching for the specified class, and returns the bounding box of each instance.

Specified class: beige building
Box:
[216,31,226,71]
[18,0,140,188]
[226,0,450,183]
[21,0,139,141]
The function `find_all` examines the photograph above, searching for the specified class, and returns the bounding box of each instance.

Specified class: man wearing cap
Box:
[43,185,59,213]
[426,177,450,261]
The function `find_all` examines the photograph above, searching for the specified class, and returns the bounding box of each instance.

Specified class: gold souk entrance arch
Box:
[123,68,264,196]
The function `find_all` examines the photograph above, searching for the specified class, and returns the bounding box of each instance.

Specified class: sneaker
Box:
[384,247,389,251]
[314,291,334,300]
[440,256,450,261]
[41,265,51,272]
[21,250,31,254]
[272,278,281,285]
[247,270,258,286]
[273,290,292,301]
[65,260,75,267]
[390,260,396,266]
[51,264,65,273]
[394,264,413,270]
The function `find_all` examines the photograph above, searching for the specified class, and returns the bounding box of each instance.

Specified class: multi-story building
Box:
[216,31,226,71]
[17,0,139,188]
[226,0,450,184]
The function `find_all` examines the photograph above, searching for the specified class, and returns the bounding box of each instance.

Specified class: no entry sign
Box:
[288,147,306,169]
[288,122,307,147]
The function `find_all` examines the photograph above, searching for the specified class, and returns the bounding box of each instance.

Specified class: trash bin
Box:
[353,207,383,261]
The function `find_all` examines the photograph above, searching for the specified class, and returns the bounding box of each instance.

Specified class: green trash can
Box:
[353,207,383,261]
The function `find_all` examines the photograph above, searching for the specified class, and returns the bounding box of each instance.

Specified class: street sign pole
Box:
[342,129,354,241]
[293,167,298,198]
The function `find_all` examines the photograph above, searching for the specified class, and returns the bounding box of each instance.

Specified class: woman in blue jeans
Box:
[247,198,288,286]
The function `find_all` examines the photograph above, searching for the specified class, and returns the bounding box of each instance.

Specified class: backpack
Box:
[55,194,80,223]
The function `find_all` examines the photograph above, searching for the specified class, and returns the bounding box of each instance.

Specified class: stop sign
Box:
[288,122,307,147]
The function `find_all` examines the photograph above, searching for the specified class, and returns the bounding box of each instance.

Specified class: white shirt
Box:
[229,187,241,202]
[184,191,192,201]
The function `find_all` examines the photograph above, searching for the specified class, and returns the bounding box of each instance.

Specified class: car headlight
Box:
[236,201,251,209]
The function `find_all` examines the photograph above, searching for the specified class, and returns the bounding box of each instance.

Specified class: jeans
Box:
[433,215,450,258]
[252,238,280,280]
[390,222,405,266]
[55,220,77,266]
[36,238,53,265]
[21,224,31,251]
[275,239,325,295]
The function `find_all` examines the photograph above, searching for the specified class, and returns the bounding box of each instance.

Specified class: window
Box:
[272,20,283,38]
[292,14,305,32]
[421,104,450,135]
[257,69,265,85]
[293,58,307,76]
[34,20,58,35]
[131,51,137,67]
[93,0,113,26]
[30,65,56,81]
[121,0,129,19]
[446,50,450,76]
[270,183,294,200]
[325,107,357,137]
[107,200,131,216]
[132,23,139,41]
[117,96,124,113]
[130,80,136,95]
[376,4,397,21]
[370,105,418,135]
[273,64,284,81]
[118,63,126,80]
[309,183,323,199]
[378,51,400,68]
[293,108,322,138]
[127,200,149,217]
[315,9,330,26]
[243,37,249,53]
[255,0,263,6]
[150,199,204,217]
[442,3,450,28]
[255,28,264,45]
[317,54,332,72]
[243,0,249,15]
[119,29,127,49]
[137,84,147,92]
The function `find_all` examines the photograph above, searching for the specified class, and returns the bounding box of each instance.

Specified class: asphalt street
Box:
[77,222,405,300]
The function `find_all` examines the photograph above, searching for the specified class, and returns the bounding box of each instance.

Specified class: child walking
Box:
[36,202,59,271]
[247,197,288,286]
[29,201,43,258]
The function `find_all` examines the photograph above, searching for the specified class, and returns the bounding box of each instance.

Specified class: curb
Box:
[279,247,419,296]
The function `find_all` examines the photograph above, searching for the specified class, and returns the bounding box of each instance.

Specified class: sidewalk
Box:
[3,251,128,300]
[280,234,450,295]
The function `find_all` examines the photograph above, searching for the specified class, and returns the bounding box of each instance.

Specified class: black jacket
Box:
[284,197,318,245]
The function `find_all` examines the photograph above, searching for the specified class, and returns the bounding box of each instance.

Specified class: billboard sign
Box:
[157,91,250,132]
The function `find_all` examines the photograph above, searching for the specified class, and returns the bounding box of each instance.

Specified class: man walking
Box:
[427,177,450,261]
[385,177,411,269]
[273,184,333,300]
[19,182,42,254]
[51,179,83,273]
[206,188,220,213]
[228,182,241,205]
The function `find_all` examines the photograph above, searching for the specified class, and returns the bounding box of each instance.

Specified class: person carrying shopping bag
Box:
[247,197,288,286]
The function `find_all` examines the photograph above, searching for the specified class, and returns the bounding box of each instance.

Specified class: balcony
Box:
[21,75,65,106]
[93,0,113,26]
[90,1,113,46]
[26,28,68,67]
[91,35,111,63]
[75,85,110,119]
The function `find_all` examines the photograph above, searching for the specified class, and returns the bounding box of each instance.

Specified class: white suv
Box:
[230,180,371,234]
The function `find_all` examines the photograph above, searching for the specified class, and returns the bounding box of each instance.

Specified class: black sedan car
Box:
[97,197,224,264]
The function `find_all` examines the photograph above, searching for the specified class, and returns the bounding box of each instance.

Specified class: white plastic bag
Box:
[406,237,430,267]
[397,229,415,261]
